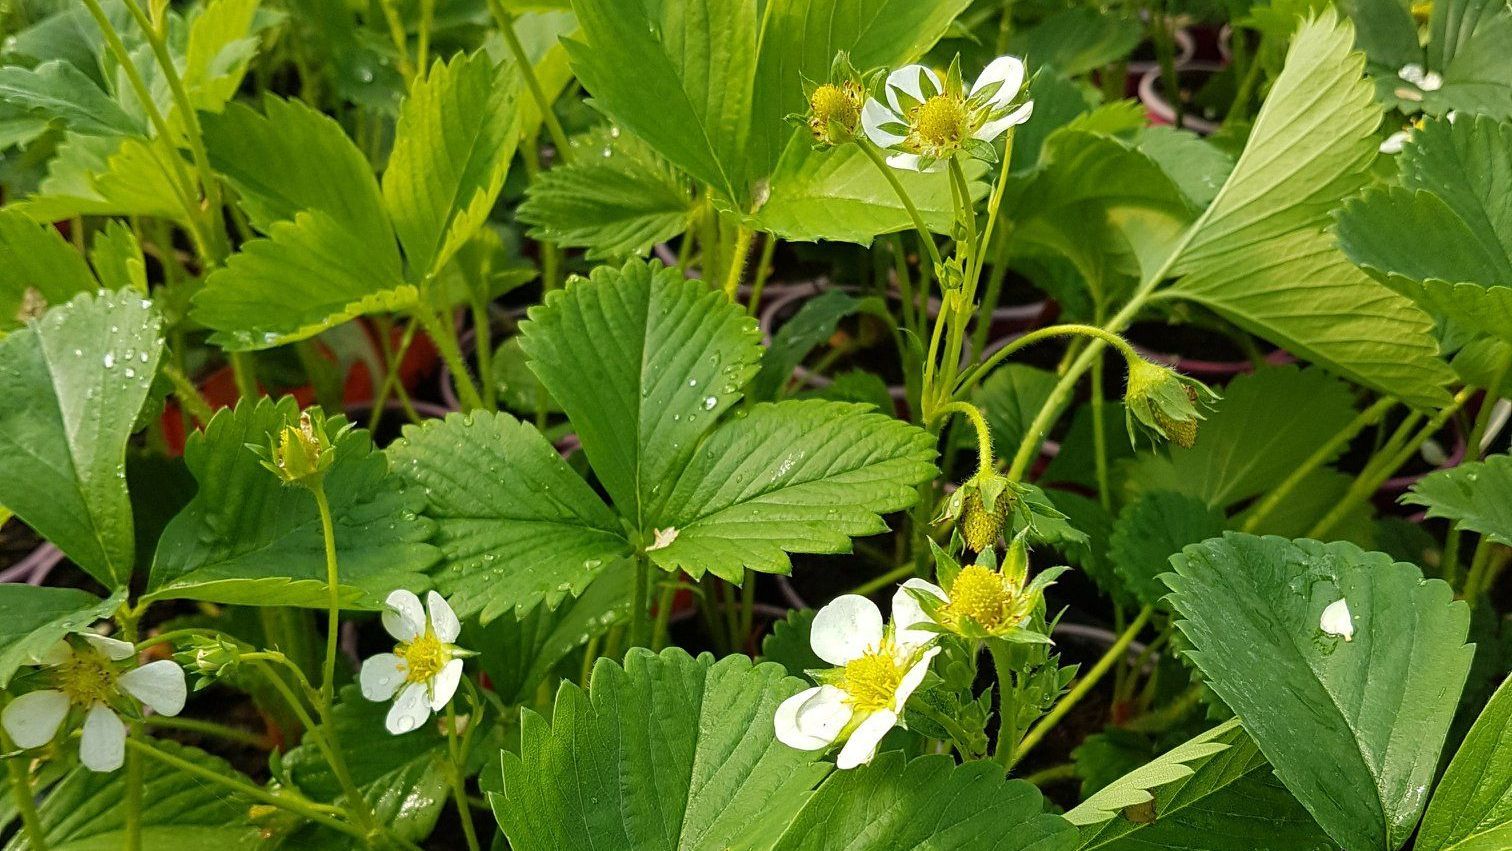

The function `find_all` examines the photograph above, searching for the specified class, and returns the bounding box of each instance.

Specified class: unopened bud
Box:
[254,409,336,487]
[1124,358,1216,449]
[939,471,1014,552]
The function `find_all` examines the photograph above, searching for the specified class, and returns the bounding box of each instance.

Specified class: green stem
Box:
[723,225,754,303]
[417,307,485,411]
[416,0,435,75]
[1091,357,1111,510]
[377,0,417,82]
[1021,763,1077,786]
[471,297,496,410]
[444,703,482,851]
[1011,605,1153,768]
[1307,390,1472,539]
[989,640,1018,767]
[123,738,378,845]
[856,139,942,271]
[1241,397,1396,533]
[125,722,144,851]
[847,563,917,598]
[143,715,269,749]
[631,553,652,648]
[487,0,574,163]
[229,351,259,401]
[956,323,1140,401]
[651,580,677,651]
[932,401,994,474]
[311,485,341,709]
[162,364,214,427]
[3,726,49,851]
[1462,535,1503,605]
[747,234,776,316]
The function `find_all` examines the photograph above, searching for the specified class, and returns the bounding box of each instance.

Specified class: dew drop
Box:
[703,396,717,410]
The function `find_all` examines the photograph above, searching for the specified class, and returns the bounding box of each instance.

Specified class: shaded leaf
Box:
[1402,452,1512,545]
[1417,676,1512,851]
[1108,490,1226,609]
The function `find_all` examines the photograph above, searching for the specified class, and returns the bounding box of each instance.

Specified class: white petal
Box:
[1320,598,1354,641]
[892,579,945,652]
[82,633,135,661]
[382,589,426,642]
[777,685,853,751]
[973,100,1035,142]
[893,646,941,712]
[776,685,845,750]
[1419,71,1443,92]
[810,595,884,666]
[385,682,431,735]
[2,690,69,748]
[32,641,72,667]
[971,56,1026,107]
[429,658,463,711]
[1398,63,1426,85]
[1379,131,1410,154]
[836,710,897,769]
[426,591,461,643]
[117,660,187,716]
[79,704,126,772]
[861,99,906,148]
[885,64,942,113]
[360,653,408,702]
[886,152,935,172]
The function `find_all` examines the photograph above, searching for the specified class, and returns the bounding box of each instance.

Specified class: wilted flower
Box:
[799,53,867,147]
[938,470,1013,552]
[1320,598,1354,641]
[774,591,940,768]
[253,410,338,487]
[861,55,1033,171]
[1124,358,1217,449]
[360,590,470,735]
[2,634,187,772]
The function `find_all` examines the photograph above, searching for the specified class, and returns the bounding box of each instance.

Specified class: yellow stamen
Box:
[57,648,118,707]
[808,83,861,143]
[840,648,905,713]
[400,631,449,684]
[942,565,1016,631]
[910,94,968,153]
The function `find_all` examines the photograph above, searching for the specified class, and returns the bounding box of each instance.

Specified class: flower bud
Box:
[1123,358,1216,449]
[176,635,242,691]
[795,52,869,147]
[939,471,1014,552]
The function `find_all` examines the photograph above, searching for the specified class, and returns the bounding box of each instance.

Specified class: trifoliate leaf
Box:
[386,411,631,622]
[148,398,439,609]
[1165,534,1473,850]
[493,648,830,850]
[0,291,162,587]
[1402,452,1512,545]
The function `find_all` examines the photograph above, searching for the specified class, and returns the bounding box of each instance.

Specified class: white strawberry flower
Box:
[773,591,941,769]
[1,634,187,772]
[861,55,1034,172]
[360,590,469,734]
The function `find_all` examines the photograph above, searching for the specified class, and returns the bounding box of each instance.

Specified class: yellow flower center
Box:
[400,631,450,684]
[809,83,860,143]
[942,565,1016,631]
[57,648,118,707]
[910,94,968,151]
[840,648,905,713]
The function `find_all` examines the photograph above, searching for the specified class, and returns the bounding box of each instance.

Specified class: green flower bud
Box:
[175,635,242,692]
[1123,358,1217,449]
[253,410,336,487]
[938,470,1014,552]
[795,52,870,148]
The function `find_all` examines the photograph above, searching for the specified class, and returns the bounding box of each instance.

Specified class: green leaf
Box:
[974,364,1059,465]
[192,209,413,351]
[0,290,162,587]
[1402,453,1512,545]
[746,0,971,182]
[517,130,694,260]
[88,220,147,294]
[751,134,972,243]
[0,586,123,689]
[1124,366,1360,509]
[773,752,1077,850]
[382,50,520,278]
[202,95,393,244]
[0,208,97,333]
[284,685,456,842]
[16,740,264,849]
[467,568,631,702]
[179,0,267,118]
[493,648,831,850]
[1166,11,1454,409]
[1336,115,1512,343]
[1165,534,1474,850]
[386,410,630,622]
[565,0,758,204]
[1425,0,1512,118]
[753,289,877,402]
[13,134,188,224]
[485,9,577,141]
[0,59,145,137]
[760,607,823,680]
[1417,676,1512,851]
[647,399,936,581]
[1073,720,1333,849]
[148,398,439,609]
[1009,9,1143,78]
[517,259,763,528]
[1108,490,1226,609]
